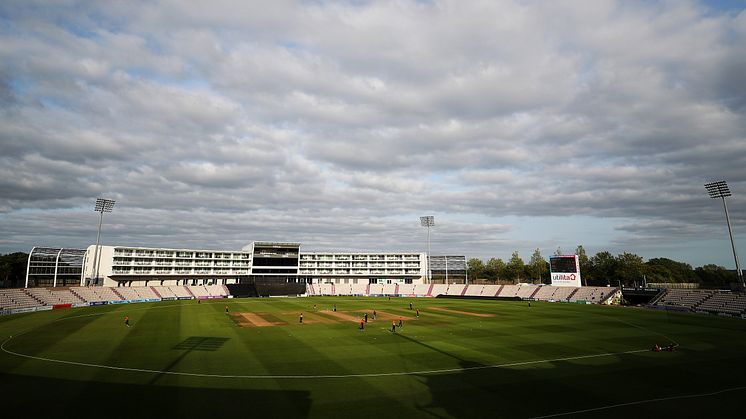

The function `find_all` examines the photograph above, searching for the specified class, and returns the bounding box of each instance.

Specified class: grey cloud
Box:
[0,1,745,266]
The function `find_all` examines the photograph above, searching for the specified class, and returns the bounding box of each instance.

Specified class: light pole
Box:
[420,216,434,284]
[92,198,115,286]
[705,181,743,289]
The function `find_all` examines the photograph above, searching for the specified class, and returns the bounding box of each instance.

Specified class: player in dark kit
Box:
[364,313,368,323]
[124,316,130,327]
[299,313,303,324]
[398,318,403,328]
[360,319,365,330]
[416,309,419,318]
[391,321,396,333]
[373,310,377,320]
[225,305,229,313]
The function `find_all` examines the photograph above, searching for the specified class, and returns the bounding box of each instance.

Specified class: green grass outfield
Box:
[1,297,744,418]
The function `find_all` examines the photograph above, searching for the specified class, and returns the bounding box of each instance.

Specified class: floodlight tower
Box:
[92,198,116,286]
[420,216,435,284]
[705,181,743,289]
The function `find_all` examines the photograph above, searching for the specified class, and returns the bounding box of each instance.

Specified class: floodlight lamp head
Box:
[94,198,116,212]
[705,181,731,199]
[420,216,435,227]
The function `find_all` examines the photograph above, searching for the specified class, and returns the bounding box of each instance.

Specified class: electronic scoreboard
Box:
[549,255,581,287]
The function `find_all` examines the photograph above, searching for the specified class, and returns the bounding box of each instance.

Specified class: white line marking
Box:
[530,386,746,418]
[1,332,647,380]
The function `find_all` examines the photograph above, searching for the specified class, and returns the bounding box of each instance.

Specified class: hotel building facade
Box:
[77,241,432,288]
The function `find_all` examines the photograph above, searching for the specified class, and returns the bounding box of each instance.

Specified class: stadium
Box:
[2,2,746,417]
[2,241,745,418]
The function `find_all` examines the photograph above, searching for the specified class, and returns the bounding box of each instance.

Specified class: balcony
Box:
[113,259,132,266]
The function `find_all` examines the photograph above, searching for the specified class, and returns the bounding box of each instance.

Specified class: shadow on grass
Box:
[394,330,746,419]
[172,336,229,351]
[147,337,230,385]
[0,372,311,419]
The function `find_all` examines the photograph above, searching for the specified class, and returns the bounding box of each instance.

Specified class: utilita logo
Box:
[553,274,576,281]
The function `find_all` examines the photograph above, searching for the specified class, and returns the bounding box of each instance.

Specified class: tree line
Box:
[467,246,739,287]
[0,252,28,288]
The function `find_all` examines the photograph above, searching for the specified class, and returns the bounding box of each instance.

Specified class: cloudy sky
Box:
[1,0,745,267]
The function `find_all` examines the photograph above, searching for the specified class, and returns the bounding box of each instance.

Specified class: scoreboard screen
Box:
[550,256,578,273]
[550,255,581,287]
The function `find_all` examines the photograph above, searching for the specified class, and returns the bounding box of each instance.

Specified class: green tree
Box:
[528,248,547,284]
[467,258,485,282]
[694,264,736,285]
[616,252,646,286]
[589,251,617,286]
[505,251,525,283]
[645,258,697,283]
[0,252,29,288]
[554,247,563,256]
[485,258,505,282]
